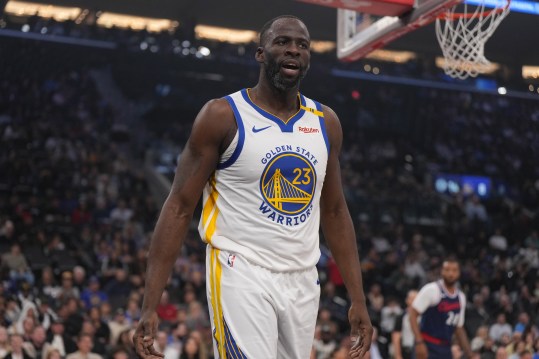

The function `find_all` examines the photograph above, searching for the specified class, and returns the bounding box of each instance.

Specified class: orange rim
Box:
[437,0,510,20]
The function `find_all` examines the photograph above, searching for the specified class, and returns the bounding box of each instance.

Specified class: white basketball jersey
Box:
[198,88,330,271]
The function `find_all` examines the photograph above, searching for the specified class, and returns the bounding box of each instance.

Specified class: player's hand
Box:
[133,311,164,359]
[414,342,428,359]
[348,302,373,358]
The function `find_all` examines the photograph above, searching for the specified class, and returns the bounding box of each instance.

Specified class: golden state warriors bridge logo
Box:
[259,150,317,226]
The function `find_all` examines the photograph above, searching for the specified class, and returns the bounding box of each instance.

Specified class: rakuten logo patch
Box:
[299,126,319,134]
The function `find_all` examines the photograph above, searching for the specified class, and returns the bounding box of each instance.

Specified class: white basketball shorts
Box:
[206,245,321,359]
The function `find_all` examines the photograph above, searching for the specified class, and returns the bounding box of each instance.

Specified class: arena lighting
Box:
[309,40,335,53]
[435,57,500,75]
[96,12,178,32]
[195,24,336,53]
[5,0,81,21]
[195,25,258,44]
[197,46,211,57]
[365,49,417,63]
[522,65,539,79]
[465,0,539,15]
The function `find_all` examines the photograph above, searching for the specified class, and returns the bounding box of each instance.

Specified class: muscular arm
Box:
[391,330,404,359]
[319,105,372,358]
[454,326,473,358]
[408,307,422,341]
[409,307,427,359]
[134,99,235,359]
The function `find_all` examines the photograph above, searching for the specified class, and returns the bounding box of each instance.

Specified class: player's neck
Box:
[441,280,457,294]
[250,82,299,114]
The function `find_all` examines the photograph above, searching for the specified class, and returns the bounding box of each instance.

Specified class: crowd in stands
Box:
[0,22,538,359]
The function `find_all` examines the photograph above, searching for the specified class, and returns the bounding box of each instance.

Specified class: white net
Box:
[435,0,511,79]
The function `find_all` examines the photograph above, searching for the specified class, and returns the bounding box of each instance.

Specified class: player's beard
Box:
[264,53,308,91]
[443,276,458,287]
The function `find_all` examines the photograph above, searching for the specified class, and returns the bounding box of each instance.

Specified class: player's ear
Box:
[255,47,264,63]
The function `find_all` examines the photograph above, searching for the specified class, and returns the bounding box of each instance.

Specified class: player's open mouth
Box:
[281,61,300,76]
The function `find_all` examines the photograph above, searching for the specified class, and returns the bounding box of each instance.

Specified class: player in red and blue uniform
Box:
[409,259,475,359]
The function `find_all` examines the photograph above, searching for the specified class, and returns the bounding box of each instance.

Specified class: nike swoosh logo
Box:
[252,125,271,133]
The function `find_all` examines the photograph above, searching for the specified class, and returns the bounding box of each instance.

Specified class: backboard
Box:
[335,0,462,61]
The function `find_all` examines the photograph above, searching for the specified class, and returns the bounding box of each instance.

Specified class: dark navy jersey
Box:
[412,280,466,344]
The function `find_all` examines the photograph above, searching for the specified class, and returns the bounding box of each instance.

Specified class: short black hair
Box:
[259,15,305,46]
[443,256,460,266]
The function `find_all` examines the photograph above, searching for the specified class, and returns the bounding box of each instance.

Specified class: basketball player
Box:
[409,259,474,359]
[133,15,372,359]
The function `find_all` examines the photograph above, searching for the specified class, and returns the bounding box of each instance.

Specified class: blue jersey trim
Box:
[241,88,306,133]
[314,100,330,154]
[223,318,247,358]
[218,96,245,170]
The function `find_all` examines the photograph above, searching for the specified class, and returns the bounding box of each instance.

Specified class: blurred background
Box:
[0,0,538,358]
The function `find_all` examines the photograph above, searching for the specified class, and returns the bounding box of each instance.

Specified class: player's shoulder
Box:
[318,103,339,123]
[200,97,234,117]
[194,97,236,130]
[421,281,442,295]
[191,97,237,148]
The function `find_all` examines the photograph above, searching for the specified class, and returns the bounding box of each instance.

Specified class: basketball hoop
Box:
[435,0,511,79]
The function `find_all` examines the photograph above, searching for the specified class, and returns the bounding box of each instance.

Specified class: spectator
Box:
[109,200,133,225]
[156,291,177,325]
[514,313,530,334]
[79,321,106,356]
[45,318,77,356]
[465,195,488,222]
[22,326,47,359]
[165,323,187,359]
[60,298,83,339]
[56,272,80,304]
[524,231,539,250]
[107,310,129,346]
[123,299,140,326]
[178,334,206,359]
[153,331,169,357]
[4,334,32,359]
[0,326,9,359]
[466,294,490,339]
[489,229,508,253]
[403,252,427,287]
[184,302,209,332]
[481,337,498,359]
[80,277,108,310]
[108,347,129,359]
[35,296,57,331]
[102,270,132,311]
[392,290,418,359]
[471,325,489,352]
[35,268,59,303]
[313,324,338,359]
[380,297,403,334]
[87,308,110,352]
[71,267,86,293]
[1,244,34,285]
[43,348,61,359]
[489,314,513,342]
[65,334,102,359]
[496,346,509,359]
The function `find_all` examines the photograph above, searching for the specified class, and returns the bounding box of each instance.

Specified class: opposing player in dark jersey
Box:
[409,259,474,359]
